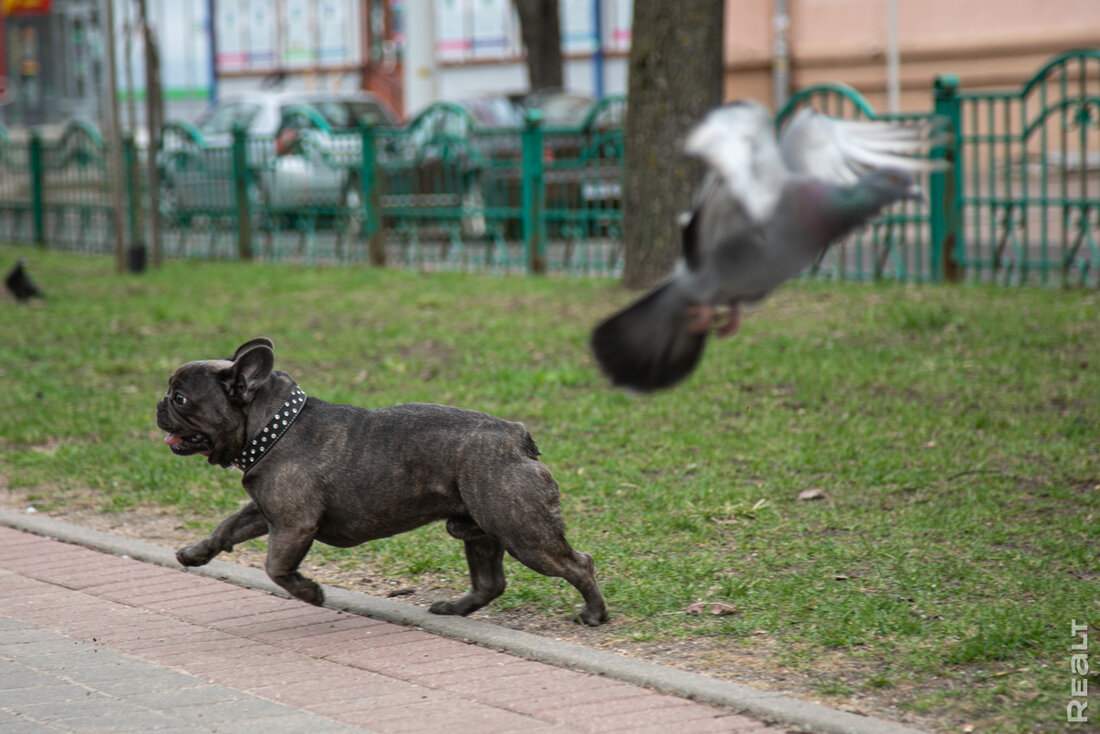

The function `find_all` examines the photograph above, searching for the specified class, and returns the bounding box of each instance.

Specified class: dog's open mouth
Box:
[164,432,212,455]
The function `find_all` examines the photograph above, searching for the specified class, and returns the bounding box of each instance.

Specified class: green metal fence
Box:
[157,119,268,261]
[373,101,529,271]
[0,124,34,245]
[944,49,1100,286]
[0,120,119,253]
[0,50,1096,286]
[366,96,625,274]
[150,96,625,274]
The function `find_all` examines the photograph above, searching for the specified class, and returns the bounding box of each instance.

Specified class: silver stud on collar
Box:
[234,386,307,472]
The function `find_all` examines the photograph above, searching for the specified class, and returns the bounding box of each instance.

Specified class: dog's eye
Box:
[173,392,188,407]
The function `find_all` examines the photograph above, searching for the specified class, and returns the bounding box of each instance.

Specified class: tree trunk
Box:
[513,0,564,90]
[622,0,725,288]
[138,0,164,267]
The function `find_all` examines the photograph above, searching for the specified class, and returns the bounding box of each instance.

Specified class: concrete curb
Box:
[0,509,926,734]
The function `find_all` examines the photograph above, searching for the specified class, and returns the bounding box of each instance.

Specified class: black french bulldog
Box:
[155,338,608,626]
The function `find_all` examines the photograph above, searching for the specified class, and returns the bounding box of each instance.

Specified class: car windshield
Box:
[528,94,595,126]
[307,101,394,129]
[460,98,524,128]
[196,103,262,137]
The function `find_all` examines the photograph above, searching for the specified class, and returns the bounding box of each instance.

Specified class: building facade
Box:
[1,0,101,126]
[0,0,1096,129]
[726,0,1100,112]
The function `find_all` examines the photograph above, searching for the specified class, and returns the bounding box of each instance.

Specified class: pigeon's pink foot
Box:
[715,302,742,338]
[686,303,716,334]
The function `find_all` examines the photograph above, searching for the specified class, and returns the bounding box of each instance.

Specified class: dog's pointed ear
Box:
[230,337,275,362]
[226,344,274,404]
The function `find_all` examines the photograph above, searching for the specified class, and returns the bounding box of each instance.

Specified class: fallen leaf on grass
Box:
[798,488,826,500]
[685,601,738,616]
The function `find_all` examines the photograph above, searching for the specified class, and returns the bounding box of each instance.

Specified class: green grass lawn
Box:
[2,246,1097,732]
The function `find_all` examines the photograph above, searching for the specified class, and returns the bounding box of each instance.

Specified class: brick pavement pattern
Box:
[0,526,784,733]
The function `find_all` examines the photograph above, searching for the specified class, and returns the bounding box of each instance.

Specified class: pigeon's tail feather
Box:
[590,279,707,393]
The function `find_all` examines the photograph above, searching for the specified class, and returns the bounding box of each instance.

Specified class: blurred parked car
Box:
[433,91,624,236]
[158,90,397,224]
[524,90,624,209]
[399,90,599,177]
[388,90,621,238]
[522,90,599,126]
[384,96,527,238]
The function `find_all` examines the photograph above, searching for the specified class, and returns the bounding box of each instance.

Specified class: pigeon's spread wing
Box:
[779,108,948,184]
[683,101,788,224]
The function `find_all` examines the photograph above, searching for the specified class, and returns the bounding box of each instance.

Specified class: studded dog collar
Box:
[233,386,307,472]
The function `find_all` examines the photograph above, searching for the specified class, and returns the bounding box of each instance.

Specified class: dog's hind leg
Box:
[430,526,506,617]
[506,539,608,627]
[473,460,608,626]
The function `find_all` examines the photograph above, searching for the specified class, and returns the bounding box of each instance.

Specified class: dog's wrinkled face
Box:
[155,339,278,467]
[156,360,241,461]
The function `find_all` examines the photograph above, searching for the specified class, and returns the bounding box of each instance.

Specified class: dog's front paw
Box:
[176,544,216,567]
[284,576,324,606]
[294,584,324,606]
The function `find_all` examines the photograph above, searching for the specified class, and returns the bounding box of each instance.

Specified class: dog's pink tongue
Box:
[164,434,184,447]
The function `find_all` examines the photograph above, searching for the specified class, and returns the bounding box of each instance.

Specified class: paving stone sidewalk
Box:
[0,525,786,734]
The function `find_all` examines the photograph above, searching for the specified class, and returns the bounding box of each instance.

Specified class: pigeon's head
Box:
[859,168,924,206]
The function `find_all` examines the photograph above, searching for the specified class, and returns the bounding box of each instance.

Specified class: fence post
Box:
[521,109,546,274]
[930,74,963,283]
[359,118,385,266]
[231,121,253,261]
[28,129,44,247]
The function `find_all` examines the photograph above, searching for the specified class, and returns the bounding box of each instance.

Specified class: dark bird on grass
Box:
[5,258,44,302]
[591,100,947,393]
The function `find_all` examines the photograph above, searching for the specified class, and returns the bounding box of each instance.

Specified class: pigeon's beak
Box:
[905,185,926,203]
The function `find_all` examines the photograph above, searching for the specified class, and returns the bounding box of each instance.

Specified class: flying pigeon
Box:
[591,101,946,392]
[5,258,44,302]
